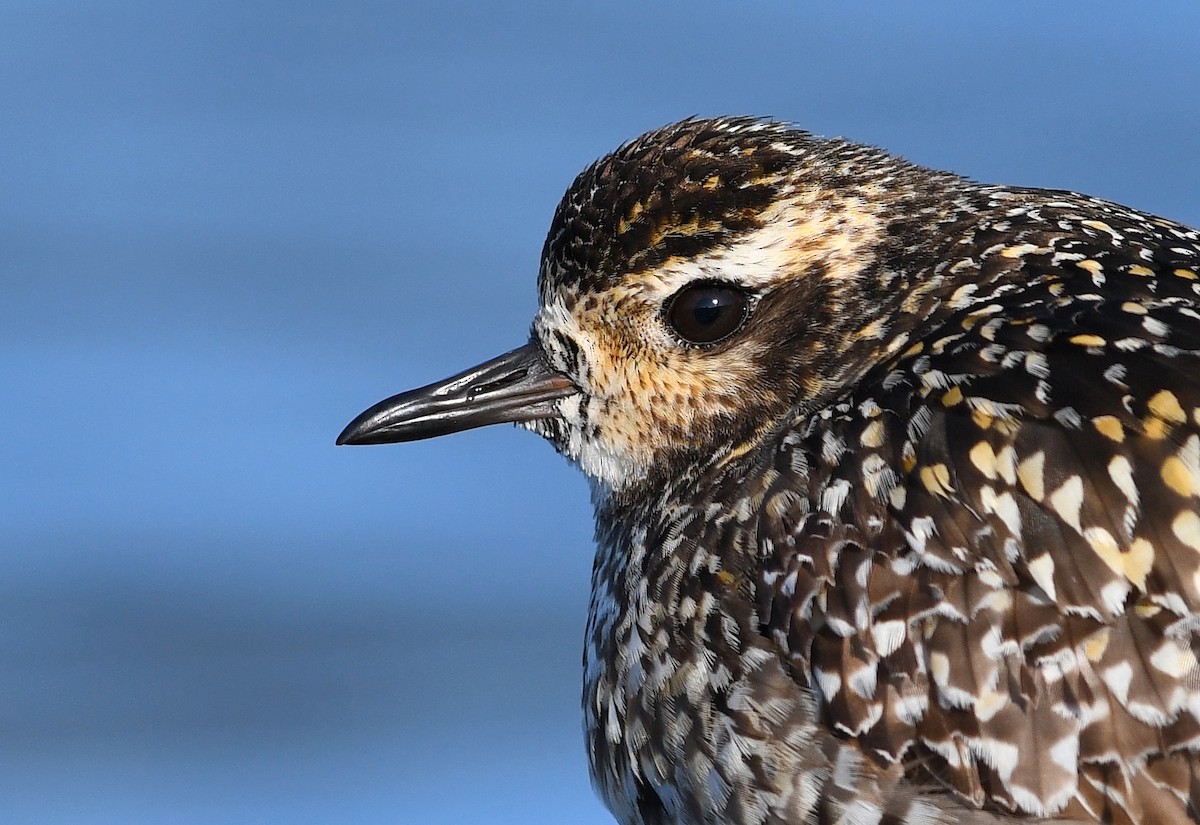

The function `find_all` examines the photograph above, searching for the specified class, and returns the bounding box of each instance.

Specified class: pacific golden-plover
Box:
[339,117,1200,825]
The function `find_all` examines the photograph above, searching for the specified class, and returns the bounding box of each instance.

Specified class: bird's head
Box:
[338,117,964,497]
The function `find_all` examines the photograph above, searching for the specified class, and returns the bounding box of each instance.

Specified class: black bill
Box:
[336,342,577,445]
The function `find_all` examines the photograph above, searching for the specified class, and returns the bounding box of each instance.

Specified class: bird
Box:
[338,116,1200,825]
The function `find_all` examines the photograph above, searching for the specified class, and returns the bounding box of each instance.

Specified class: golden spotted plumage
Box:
[340,117,1200,825]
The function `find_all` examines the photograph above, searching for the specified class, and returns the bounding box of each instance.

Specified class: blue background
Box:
[3,2,1198,823]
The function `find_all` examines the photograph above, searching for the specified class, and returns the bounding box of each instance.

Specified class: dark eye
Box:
[666,283,751,345]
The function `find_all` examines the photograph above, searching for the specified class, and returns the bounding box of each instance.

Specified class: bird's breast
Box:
[581,496,826,825]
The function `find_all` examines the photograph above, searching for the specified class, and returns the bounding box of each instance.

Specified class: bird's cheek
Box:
[556,393,587,428]
[563,401,658,490]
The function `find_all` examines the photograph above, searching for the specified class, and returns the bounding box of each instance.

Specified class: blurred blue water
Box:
[2,1,1198,822]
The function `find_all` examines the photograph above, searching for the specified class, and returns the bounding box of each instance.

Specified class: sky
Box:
[2,2,1199,823]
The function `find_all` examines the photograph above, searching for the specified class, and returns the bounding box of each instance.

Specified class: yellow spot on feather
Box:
[1000,243,1047,258]
[1049,476,1084,532]
[1163,456,1196,497]
[1173,511,1200,552]
[1124,538,1155,590]
[1070,333,1106,347]
[968,442,997,479]
[1017,451,1046,501]
[860,420,885,448]
[1083,628,1111,662]
[1135,601,1162,618]
[1149,390,1187,424]
[992,418,1020,439]
[1093,415,1124,442]
[1175,268,1198,280]
[1076,259,1103,276]
[617,200,645,235]
[1128,265,1155,277]
[1081,220,1118,237]
[856,318,887,341]
[941,386,964,408]
[1146,418,1172,440]
[1086,527,1152,590]
[919,464,952,497]
[1085,527,1121,572]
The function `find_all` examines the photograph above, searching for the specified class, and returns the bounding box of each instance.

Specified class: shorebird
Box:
[339,117,1200,825]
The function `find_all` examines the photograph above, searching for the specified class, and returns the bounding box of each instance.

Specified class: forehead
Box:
[538,118,811,304]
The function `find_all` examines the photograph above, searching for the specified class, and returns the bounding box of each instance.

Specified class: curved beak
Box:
[336,342,577,446]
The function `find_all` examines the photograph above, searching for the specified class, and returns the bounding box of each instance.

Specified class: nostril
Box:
[469,368,528,400]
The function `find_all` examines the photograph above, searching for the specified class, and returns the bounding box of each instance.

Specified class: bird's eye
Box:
[666,283,751,345]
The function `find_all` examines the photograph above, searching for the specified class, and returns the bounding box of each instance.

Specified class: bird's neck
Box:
[583,446,779,795]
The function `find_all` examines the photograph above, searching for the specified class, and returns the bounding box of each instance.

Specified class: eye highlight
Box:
[666,283,751,345]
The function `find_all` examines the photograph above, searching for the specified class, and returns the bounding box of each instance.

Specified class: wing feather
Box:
[758,293,1200,819]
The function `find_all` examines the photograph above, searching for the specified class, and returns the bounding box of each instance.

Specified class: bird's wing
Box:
[757,272,1200,822]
